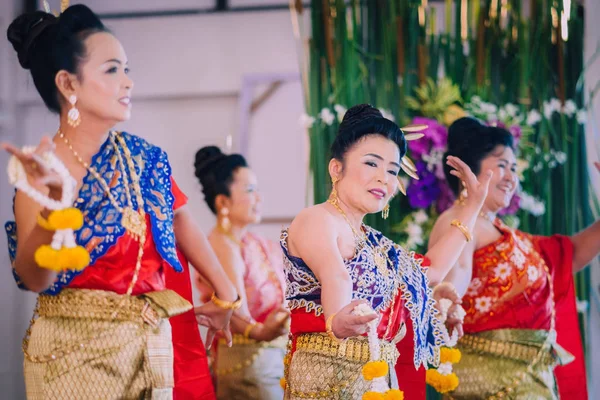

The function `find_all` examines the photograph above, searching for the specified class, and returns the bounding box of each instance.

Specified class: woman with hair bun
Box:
[194,146,289,400]
[280,104,493,399]
[429,117,600,399]
[2,3,235,399]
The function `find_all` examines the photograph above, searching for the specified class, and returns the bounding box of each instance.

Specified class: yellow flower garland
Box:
[34,208,89,272]
[362,360,389,381]
[426,369,459,393]
[47,207,84,230]
[439,347,462,364]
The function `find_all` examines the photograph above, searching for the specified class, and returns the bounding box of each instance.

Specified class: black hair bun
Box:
[7,11,57,69]
[194,146,226,179]
[338,104,384,132]
[447,117,484,151]
[57,4,104,35]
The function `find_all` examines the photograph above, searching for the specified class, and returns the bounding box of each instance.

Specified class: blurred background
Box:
[0,0,599,398]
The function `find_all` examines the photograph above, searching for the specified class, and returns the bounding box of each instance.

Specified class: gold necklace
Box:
[59,130,145,241]
[478,210,496,222]
[217,225,243,247]
[326,199,389,277]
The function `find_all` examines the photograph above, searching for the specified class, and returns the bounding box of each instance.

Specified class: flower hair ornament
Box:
[7,147,89,272]
[354,304,405,400]
[425,284,466,394]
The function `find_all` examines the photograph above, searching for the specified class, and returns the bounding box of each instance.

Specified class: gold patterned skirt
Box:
[23,288,192,400]
[450,329,574,400]
[214,334,287,400]
[284,333,399,400]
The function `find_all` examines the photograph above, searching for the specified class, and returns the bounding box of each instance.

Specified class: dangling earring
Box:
[219,208,231,232]
[382,203,390,219]
[329,176,339,206]
[67,95,81,127]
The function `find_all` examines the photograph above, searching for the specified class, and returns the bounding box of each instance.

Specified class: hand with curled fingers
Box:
[446,155,493,210]
[2,136,63,198]
[330,299,379,339]
[194,301,234,350]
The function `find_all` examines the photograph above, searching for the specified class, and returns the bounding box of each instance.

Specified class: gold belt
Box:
[218,333,288,348]
[294,333,399,365]
[459,334,555,365]
[37,288,192,327]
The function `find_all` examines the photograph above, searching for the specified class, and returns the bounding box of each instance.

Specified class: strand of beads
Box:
[7,147,89,271]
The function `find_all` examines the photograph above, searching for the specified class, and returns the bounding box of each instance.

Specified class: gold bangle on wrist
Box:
[37,213,55,231]
[244,321,260,339]
[325,312,344,343]
[211,292,242,310]
[450,219,472,242]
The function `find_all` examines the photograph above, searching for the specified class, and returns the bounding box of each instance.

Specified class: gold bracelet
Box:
[37,213,55,231]
[210,292,242,310]
[325,312,344,343]
[450,219,472,242]
[243,322,260,339]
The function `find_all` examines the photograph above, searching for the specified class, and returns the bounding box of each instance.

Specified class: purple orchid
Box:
[407,117,448,159]
[407,162,441,209]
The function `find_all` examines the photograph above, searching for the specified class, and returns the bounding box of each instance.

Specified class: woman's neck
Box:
[479,204,498,222]
[332,195,365,232]
[55,115,114,161]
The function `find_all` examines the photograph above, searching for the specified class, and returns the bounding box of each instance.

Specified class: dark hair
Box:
[7,5,108,113]
[331,104,407,161]
[194,146,248,214]
[444,117,515,195]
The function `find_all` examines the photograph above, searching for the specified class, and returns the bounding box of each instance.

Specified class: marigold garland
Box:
[439,347,462,364]
[362,360,389,381]
[426,369,459,393]
[47,207,84,230]
[363,392,385,400]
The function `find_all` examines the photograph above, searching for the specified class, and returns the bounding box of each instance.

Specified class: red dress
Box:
[68,179,216,399]
[462,219,587,399]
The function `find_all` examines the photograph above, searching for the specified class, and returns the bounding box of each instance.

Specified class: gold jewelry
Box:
[329,176,339,206]
[382,203,390,219]
[210,292,242,310]
[67,95,81,128]
[327,198,389,277]
[59,130,145,241]
[244,321,260,339]
[325,312,343,343]
[219,207,231,232]
[450,219,472,242]
[36,213,54,231]
[216,219,242,246]
[478,211,495,222]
